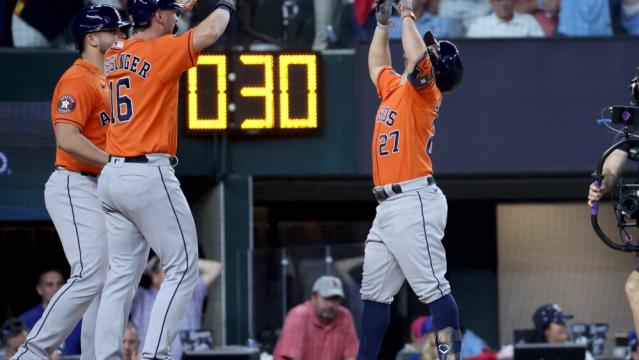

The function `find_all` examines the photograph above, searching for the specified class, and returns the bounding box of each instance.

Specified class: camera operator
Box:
[588,112,639,335]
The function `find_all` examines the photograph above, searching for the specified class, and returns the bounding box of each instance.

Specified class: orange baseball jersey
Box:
[372,54,442,186]
[103,29,199,156]
[51,58,110,174]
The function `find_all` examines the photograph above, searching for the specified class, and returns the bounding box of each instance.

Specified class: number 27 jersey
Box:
[372,59,442,187]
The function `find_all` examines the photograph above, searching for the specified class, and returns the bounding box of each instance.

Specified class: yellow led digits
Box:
[186,52,319,134]
[239,55,274,129]
[279,54,318,129]
[187,55,227,130]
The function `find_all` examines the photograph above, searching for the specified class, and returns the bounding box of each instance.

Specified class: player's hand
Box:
[588,181,606,207]
[179,0,197,12]
[374,0,393,25]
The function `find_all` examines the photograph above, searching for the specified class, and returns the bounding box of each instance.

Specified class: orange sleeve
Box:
[408,51,435,91]
[375,66,400,100]
[152,29,201,82]
[51,77,96,130]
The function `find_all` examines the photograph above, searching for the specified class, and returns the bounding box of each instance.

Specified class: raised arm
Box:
[191,0,235,53]
[368,0,393,84]
[397,0,427,73]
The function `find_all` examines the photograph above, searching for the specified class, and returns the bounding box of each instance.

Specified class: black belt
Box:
[55,166,98,177]
[373,177,436,202]
[109,155,149,163]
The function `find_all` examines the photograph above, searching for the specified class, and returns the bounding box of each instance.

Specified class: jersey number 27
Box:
[378,130,400,156]
[108,77,134,124]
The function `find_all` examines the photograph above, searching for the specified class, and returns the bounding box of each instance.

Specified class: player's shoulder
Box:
[377,66,402,89]
[56,64,99,91]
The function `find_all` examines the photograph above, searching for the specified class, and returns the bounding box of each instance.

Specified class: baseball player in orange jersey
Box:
[93,0,235,359]
[11,5,129,360]
[357,0,463,359]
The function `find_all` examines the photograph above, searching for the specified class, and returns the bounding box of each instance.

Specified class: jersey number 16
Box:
[108,77,134,124]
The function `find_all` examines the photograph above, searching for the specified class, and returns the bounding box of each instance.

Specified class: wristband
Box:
[376,21,391,30]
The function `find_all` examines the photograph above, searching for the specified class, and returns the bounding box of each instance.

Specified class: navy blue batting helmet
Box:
[424,32,463,94]
[71,5,130,50]
[127,0,183,28]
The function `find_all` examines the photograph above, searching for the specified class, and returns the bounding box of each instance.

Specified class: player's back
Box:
[103,30,199,156]
[372,66,442,186]
[51,59,109,174]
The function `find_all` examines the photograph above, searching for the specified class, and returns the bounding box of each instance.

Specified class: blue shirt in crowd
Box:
[557,0,612,36]
[388,12,461,39]
[20,305,82,355]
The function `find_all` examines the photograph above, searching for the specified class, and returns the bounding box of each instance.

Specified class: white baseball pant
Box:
[360,176,451,305]
[95,154,199,360]
[13,168,108,360]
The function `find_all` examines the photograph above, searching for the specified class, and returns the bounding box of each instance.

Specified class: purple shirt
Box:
[130,277,208,359]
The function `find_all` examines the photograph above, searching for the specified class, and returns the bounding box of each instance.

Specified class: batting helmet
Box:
[127,0,184,28]
[424,31,464,94]
[71,5,130,50]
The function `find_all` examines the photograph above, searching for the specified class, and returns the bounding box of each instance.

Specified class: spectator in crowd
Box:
[513,0,537,13]
[530,303,571,344]
[122,322,140,360]
[19,270,81,355]
[621,0,639,34]
[313,0,340,50]
[409,317,436,360]
[557,0,612,36]
[467,0,544,38]
[272,276,359,360]
[395,316,431,360]
[0,319,28,359]
[130,257,222,360]
[388,0,461,39]
[531,0,560,36]
[510,0,560,36]
[437,0,492,34]
[11,0,83,47]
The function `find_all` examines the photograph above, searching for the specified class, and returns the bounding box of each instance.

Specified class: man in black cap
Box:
[531,303,573,344]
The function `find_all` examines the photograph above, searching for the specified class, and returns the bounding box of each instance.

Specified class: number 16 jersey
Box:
[103,30,200,156]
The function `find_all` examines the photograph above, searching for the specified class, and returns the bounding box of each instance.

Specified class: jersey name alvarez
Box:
[104,52,151,79]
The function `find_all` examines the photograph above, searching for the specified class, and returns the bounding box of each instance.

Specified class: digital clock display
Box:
[186,52,320,135]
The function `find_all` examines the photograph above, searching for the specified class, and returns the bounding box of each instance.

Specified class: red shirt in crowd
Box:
[272,300,359,360]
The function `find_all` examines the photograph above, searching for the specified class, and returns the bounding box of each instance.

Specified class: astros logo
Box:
[57,95,76,114]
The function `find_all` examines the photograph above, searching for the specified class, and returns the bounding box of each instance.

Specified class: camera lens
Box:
[621,197,639,215]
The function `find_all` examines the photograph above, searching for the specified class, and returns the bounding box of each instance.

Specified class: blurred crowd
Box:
[2,0,639,51]
[3,271,637,360]
[0,258,222,360]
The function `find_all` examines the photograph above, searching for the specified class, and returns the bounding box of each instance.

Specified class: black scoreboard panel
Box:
[185,52,320,135]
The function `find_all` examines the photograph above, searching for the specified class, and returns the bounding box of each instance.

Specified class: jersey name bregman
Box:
[104,53,152,79]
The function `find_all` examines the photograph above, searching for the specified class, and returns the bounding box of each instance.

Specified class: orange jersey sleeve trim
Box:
[375,66,392,98]
[187,29,199,67]
[53,118,84,129]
